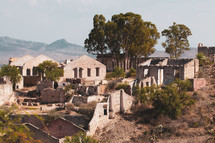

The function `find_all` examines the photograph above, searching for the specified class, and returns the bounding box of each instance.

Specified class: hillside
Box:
[0,36,93,64]
[94,65,215,143]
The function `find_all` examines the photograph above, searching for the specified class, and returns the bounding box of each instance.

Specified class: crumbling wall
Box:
[87,102,109,136]
[23,76,41,86]
[40,88,66,103]
[163,66,175,85]
[72,96,88,105]
[189,78,206,91]
[109,89,134,114]
[37,80,54,92]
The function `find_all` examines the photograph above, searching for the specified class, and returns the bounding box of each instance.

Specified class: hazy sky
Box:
[1,0,215,50]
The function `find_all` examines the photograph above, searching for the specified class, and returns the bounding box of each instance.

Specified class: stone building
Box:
[136,58,199,86]
[198,43,215,62]
[63,55,106,84]
[0,77,13,106]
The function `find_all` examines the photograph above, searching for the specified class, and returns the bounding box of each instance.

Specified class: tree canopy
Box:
[0,65,21,90]
[37,60,63,82]
[85,12,160,70]
[0,106,40,143]
[64,132,99,143]
[162,22,192,59]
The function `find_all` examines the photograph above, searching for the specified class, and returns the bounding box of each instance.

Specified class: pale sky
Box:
[1,0,215,50]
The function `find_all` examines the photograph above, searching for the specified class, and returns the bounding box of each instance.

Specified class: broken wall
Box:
[40,88,66,103]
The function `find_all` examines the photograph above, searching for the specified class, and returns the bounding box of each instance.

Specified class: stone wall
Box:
[37,80,54,92]
[40,88,66,103]
[109,89,134,114]
[87,102,109,136]
[72,95,105,106]
[23,76,41,86]
[189,78,206,91]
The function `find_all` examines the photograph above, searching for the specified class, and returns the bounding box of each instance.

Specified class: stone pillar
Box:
[120,89,125,113]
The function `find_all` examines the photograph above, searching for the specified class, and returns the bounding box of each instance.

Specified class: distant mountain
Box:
[0,36,198,65]
[0,36,93,64]
[150,48,198,59]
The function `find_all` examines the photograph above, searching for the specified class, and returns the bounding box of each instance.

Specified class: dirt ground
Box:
[94,65,215,143]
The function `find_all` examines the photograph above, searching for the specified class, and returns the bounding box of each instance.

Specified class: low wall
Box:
[190,78,206,91]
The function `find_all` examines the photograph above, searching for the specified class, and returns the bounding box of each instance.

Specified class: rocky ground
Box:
[94,65,215,143]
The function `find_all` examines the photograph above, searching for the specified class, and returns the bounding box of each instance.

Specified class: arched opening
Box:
[79,68,83,78]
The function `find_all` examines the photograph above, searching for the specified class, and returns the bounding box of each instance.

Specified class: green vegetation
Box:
[0,65,21,90]
[0,106,40,143]
[126,68,136,78]
[37,60,64,82]
[135,79,195,119]
[64,132,99,143]
[196,52,211,66]
[115,82,131,95]
[105,66,125,80]
[78,101,97,118]
[162,22,192,59]
[85,12,160,69]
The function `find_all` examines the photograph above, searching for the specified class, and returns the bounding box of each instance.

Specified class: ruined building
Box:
[63,55,106,85]
[136,58,199,87]
[198,43,215,62]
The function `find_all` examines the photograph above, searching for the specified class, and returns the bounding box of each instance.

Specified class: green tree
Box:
[137,79,194,119]
[196,52,211,66]
[84,14,107,63]
[64,132,99,143]
[0,65,21,90]
[0,106,41,143]
[37,60,63,82]
[162,22,192,58]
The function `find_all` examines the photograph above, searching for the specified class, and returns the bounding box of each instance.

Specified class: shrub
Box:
[137,79,195,119]
[196,52,212,66]
[64,131,99,143]
[78,101,97,118]
[115,82,131,95]
[126,68,136,78]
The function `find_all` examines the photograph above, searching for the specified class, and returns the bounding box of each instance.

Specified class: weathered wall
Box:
[190,78,206,91]
[163,66,175,85]
[40,88,66,103]
[72,96,88,105]
[23,76,41,86]
[87,102,109,136]
[63,55,106,82]
[37,80,54,92]
[109,89,134,114]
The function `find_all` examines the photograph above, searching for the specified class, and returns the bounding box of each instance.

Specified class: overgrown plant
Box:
[136,79,195,119]
[64,132,99,143]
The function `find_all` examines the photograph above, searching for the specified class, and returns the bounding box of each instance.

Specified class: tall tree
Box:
[84,14,107,63]
[37,61,63,82]
[0,65,21,90]
[162,22,192,58]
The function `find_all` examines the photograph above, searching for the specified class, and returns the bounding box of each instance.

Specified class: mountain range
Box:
[0,36,198,65]
[0,36,93,65]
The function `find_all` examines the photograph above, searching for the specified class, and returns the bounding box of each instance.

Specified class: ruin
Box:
[63,55,106,85]
[198,43,215,62]
[136,58,199,86]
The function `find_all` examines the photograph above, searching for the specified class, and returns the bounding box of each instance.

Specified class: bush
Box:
[105,66,125,80]
[78,101,97,118]
[137,79,195,119]
[126,68,136,78]
[115,82,131,95]
[196,52,212,66]
[64,132,99,143]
